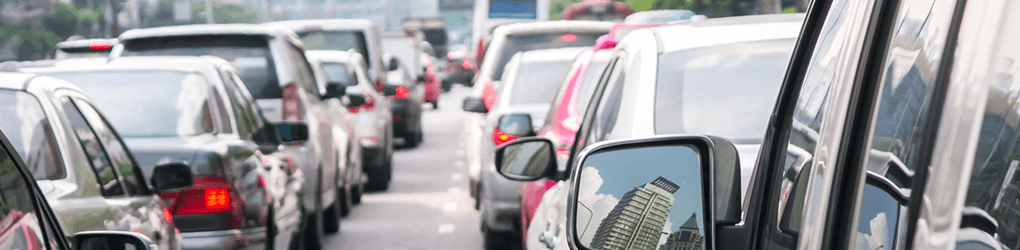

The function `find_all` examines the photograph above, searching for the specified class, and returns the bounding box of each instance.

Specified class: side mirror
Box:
[494,138,556,181]
[150,162,193,193]
[344,92,367,107]
[388,57,399,71]
[462,97,487,113]
[498,113,535,137]
[74,231,158,250]
[322,82,346,99]
[417,74,426,83]
[566,135,740,250]
[273,122,309,143]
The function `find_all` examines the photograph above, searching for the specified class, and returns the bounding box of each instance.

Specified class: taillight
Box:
[163,208,173,224]
[375,79,384,92]
[205,189,229,209]
[561,34,577,42]
[493,128,516,146]
[482,81,497,110]
[282,83,302,122]
[89,41,111,50]
[163,177,244,229]
[256,175,266,189]
[462,60,472,69]
[447,54,455,61]
[396,86,408,99]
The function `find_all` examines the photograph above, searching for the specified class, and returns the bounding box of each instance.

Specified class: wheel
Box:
[431,101,439,109]
[482,223,521,250]
[338,184,353,217]
[265,208,276,250]
[288,207,306,250]
[365,164,391,191]
[352,181,364,204]
[324,188,343,233]
[404,128,421,148]
[302,201,324,250]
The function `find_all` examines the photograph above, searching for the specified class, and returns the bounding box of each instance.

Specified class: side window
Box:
[288,45,318,93]
[960,1,1020,247]
[583,56,626,147]
[221,69,261,139]
[61,97,125,197]
[0,146,51,250]
[210,86,232,134]
[70,98,147,196]
[849,1,957,249]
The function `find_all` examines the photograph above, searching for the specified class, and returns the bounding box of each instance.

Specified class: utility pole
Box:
[205,0,214,24]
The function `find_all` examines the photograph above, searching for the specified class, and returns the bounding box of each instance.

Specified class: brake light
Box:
[163,208,173,224]
[447,54,455,61]
[282,83,302,122]
[561,34,577,42]
[482,81,497,110]
[89,41,111,50]
[205,189,230,209]
[396,86,408,99]
[375,79,384,92]
[257,175,266,189]
[493,128,516,146]
[463,60,472,69]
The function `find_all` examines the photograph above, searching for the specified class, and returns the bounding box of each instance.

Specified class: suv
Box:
[112,24,358,249]
[272,19,388,92]
[498,0,1020,249]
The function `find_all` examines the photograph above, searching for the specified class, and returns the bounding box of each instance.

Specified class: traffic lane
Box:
[325,85,483,249]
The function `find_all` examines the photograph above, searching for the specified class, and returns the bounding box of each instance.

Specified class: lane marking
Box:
[454,161,465,168]
[447,187,462,194]
[455,150,465,157]
[443,202,458,212]
[451,173,464,181]
[438,224,455,234]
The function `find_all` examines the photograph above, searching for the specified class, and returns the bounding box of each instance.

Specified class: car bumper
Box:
[181,227,267,250]
[482,197,521,232]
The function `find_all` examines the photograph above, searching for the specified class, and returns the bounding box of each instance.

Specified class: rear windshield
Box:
[509,60,574,105]
[654,39,794,142]
[319,62,354,86]
[297,31,370,65]
[0,90,66,180]
[47,71,216,137]
[575,61,609,116]
[489,32,604,81]
[120,35,281,99]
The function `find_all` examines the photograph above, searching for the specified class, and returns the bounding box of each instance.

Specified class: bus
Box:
[470,0,550,61]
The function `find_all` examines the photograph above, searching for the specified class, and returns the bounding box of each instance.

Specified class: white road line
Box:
[442,202,458,212]
[451,173,464,181]
[454,161,465,168]
[447,186,462,194]
[438,224,455,234]
[455,150,465,157]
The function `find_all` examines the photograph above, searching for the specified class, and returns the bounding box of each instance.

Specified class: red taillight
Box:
[256,175,266,189]
[205,188,230,209]
[447,54,455,61]
[561,34,577,42]
[89,41,111,50]
[375,79,384,92]
[482,81,497,110]
[163,208,173,224]
[462,60,472,69]
[281,83,302,122]
[168,177,239,216]
[396,86,408,99]
[493,128,516,146]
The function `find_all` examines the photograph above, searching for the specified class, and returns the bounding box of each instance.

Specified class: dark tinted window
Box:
[320,62,354,86]
[584,57,626,147]
[490,32,604,81]
[0,90,65,180]
[48,71,216,137]
[71,98,147,196]
[61,97,124,197]
[121,35,281,99]
[508,60,573,105]
[424,29,447,46]
[298,31,370,64]
[222,70,262,139]
[0,146,49,249]
[654,39,793,142]
[576,61,609,116]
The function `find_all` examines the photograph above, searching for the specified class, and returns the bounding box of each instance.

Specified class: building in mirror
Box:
[592,177,679,250]
[661,214,704,250]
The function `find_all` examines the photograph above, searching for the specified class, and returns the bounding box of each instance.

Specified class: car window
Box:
[849,1,957,249]
[583,56,626,147]
[0,90,65,180]
[960,1,1020,247]
[508,60,573,105]
[488,32,604,81]
[69,98,147,196]
[576,61,610,116]
[320,62,356,86]
[541,57,585,128]
[120,35,281,99]
[0,144,51,250]
[47,71,216,137]
[221,69,261,140]
[297,30,370,63]
[60,97,125,197]
[654,39,794,143]
[285,44,319,94]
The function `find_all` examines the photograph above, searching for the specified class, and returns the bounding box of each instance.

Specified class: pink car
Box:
[421,53,441,108]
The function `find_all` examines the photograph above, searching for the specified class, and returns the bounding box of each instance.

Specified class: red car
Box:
[421,52,441,108]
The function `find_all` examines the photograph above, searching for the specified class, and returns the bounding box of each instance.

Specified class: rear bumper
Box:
[181,227,267,250]
[391,102,421,136]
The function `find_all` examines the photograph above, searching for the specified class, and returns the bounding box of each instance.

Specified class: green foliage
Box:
[782,6,798,13]
[147,0,262,27]
[0,26,62,61]
[44,3,104,39]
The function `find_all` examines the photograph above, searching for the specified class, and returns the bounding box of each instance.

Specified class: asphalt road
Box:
[324,85,484,249]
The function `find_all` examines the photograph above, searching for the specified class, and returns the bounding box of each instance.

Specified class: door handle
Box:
[539,231,558,249]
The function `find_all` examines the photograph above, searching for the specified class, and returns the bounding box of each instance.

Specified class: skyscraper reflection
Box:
[592,177,680,250]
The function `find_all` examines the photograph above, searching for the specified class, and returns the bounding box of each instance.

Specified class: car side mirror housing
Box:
[150,162,193,193]
[494,138,557,181]
[273,122,309,144]
[74,231,158,250]
[322,81,347,99]
[498,113,535,137]
[462,96,487,113]
[565,135,741,250]
[344,92,367,107]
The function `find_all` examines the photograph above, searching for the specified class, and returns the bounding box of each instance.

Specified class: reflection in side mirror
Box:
[344,92,367,107]
[498,113,535,137]
[151,162,193,193]
[74,231,158,250]
[274,122,309,143]
[462,97,487,113]
[567,135,737,250]
[494,138,556,181]
[322,82,346,99]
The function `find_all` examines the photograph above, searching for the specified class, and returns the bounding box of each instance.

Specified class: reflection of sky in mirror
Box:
[580,145,704,234]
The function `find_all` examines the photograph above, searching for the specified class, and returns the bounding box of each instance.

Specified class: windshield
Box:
[575,61,609,116]
[0,90,65,180]
[488,32,604,81]
[120,35,280,99]
[509,60,574,105]
[298,31,370,64]
[654,39,795,141]
[47,71,216,137]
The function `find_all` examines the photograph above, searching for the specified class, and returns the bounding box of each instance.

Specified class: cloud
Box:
[576,167,619,246]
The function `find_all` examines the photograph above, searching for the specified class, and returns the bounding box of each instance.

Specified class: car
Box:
[307,50,396,191]
[110,24,356,250]
[0,74,195,250]
[19,56,310,250]
[0,71,198,250]
[446,46,475,89]
[502,0,1020,248]
[463,20,612,208]
[271,19,388,92]
[382,53,427,148]
[622,10,702,24]
[421,51,442,109]
[494,13,802,250]
[464,46,587,250]
[53,38,117,59]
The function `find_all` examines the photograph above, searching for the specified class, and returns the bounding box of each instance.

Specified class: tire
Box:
[303,203,324,250]
[431,101,438,109]
[482,224,521,250]
[365,164,391,191]
[265,208,276,250]
[352,181,363,205]
[338,184,353,217]
[324,189,342,233]
[288,207,306,250]
[404,128,421,148]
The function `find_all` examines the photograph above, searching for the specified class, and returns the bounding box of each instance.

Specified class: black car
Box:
[445,46,475,90]
[382,54,427,147]
[0,72,193,250]
[21,56,310,250]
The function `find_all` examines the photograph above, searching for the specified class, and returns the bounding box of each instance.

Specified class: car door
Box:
[0,133,69,250]
[57,93,170,247]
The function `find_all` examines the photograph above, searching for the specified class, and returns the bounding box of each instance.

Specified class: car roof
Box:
[118,23,295,41]
[17,56,228,75]
[56,38,118,50]
[269,19,377,31]
[652,13,805,52]
[491,20,614,37]
[0,72,39,91]
[306,50,353,64]
[518,47,590,64]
